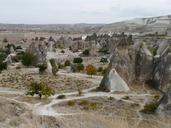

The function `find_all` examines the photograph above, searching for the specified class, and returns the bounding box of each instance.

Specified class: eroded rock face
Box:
[99,39,171,92]
[158,86,171,114]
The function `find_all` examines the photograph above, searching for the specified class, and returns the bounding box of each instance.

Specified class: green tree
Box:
[26,82,55,99]
[82,49,90,56]
[86,64,97,77]
[73,57,83,64]
[64,60,71,66]
[21,52,36,66]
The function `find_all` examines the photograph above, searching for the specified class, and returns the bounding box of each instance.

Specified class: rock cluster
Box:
[99,39,171,93]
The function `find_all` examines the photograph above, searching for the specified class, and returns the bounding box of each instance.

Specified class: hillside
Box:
[99,15,171,34]
[1,15,171,34]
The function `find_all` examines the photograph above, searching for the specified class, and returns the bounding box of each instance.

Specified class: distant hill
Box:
[1,15,171,34]
[99,15,171,34]
[0,23,104,34]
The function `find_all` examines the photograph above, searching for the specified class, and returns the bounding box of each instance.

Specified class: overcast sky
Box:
[0,0,171,24]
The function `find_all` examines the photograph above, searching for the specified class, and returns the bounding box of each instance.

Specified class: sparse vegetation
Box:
[26,82,55,99]
[37,63,47,73]
[82,49,90,56]
[67,100,76,106]
[71,63,84,72]
[50,59,58,76]
[3,38,8,43]
[73,57,83,64]
[21,52,36,66]
[76,81,83,96]
[57,95,66,99]
[100,57,108,63]
[122,96,130,100]
[140,102,159,114]
[78,100,98,110]
[86,64,97,77]
[0,51,7,72]
[64,60,71,66]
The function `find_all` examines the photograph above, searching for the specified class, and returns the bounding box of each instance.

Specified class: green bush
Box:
[78,100,98,110]
[57,95,66,99]
[122,96,130,100]
[97,67,103,72]
[71,64,84,72]
[61,50,65,53]
[26,82,55,99]
[50,59,58,76]
[140,102,159,114]
[73,57,83,64]
[37,63,47,73]
[21,52,36,66]
[3,38,8,43]
[0,51,8,72]
[67,100,76,106]
[82,49,90,56]
[64,60,71,66]
[58,62,64,69]
[100,57,108,63]
[0,62,7,72]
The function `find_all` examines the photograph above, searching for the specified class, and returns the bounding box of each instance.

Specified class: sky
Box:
[0,0,171,24]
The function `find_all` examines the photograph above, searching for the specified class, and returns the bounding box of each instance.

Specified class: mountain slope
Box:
[99,15,171,34]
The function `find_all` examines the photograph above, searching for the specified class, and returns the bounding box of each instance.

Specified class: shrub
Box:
[76,81,83,96]
[64,60,71,66]
[3,38,8,43]
[100,57,108,63]
[21,52,36,66]
[102,67,108,75]
[58,62,64,69]
[73,57,83,64]
[78,100,89,106]
[57,95,66,99]
[71,64,84,72]
[0,51,7,72]
[86,64,97,77]
[140,102,159,114]
[61,50,65,53]
[77,63,84,71]
[78,100,98,110]
[67,100,76,106]
[37,63,47,73]
[0,62,7,72]
[26,82,55,99]
[82,49,90,56]
[122,96,130,100]
[50,59,58,76]
[97,67,103,72]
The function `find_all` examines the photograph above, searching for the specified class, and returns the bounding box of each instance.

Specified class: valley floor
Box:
[0,69,170,128]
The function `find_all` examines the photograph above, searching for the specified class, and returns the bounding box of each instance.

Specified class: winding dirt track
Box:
[0,71,152,118]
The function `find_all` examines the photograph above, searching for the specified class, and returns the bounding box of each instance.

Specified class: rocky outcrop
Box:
[99,68,129,92]
[158,86,171,114]
[99,39,171,92]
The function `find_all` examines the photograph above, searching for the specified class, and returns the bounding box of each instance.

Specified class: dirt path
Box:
[0,71,152,119]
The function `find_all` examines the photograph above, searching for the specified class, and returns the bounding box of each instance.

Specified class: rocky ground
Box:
[0,68,170,128]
